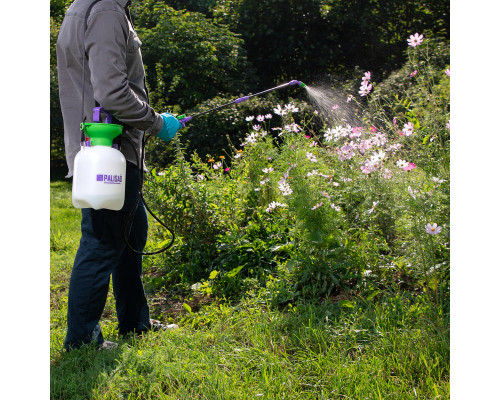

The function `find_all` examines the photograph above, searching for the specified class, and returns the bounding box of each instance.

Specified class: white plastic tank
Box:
[72,144,127,210]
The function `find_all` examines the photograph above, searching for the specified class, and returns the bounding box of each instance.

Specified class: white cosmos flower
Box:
[425,223,442,235]
[306,152,318,163]
[266,201,287,213]
[397,159,409,169]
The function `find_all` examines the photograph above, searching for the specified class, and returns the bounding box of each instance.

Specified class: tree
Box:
[50,0,72,166]
[212,0,340,87]
[133,0,255,111]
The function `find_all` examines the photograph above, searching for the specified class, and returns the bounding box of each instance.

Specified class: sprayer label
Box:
[96,174,123,184]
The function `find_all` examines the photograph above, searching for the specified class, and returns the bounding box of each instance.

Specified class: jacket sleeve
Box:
[84,8,163,135]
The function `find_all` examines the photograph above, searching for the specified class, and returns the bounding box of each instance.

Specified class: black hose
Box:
[121,134,175,255]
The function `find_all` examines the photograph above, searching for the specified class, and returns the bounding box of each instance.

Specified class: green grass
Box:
[50,180,80,358]
[50,180,449,400]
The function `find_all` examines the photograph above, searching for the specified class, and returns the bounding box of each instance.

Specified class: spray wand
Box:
[176,80,306,126]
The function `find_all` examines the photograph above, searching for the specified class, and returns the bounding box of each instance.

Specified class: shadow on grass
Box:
[51,162,69,183]
[50,343,124,400]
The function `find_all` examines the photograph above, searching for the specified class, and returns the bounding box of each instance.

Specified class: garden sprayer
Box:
[72,107,126,211]
[71,80,307,254]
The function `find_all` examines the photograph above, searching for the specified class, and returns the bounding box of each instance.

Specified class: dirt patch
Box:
[148,291,214,322]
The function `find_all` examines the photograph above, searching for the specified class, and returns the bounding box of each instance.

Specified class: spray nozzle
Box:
[288,80,307,88]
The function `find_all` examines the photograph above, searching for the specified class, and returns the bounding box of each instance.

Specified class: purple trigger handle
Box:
[178,116,192,128]
[93,107,113,124]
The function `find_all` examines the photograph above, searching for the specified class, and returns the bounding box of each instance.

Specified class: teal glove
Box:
[158,113,182,142]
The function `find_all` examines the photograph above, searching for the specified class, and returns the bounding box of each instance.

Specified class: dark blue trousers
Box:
[64,162,151,350]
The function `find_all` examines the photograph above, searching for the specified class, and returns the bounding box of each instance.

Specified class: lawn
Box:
[50,180,449,399]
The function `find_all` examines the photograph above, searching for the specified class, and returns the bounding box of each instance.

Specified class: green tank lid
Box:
[80,122,123,147]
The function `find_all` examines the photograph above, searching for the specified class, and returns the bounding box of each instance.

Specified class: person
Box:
[56,0,182,350]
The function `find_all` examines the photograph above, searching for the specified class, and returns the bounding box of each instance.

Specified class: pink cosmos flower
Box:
[224,167,230,172]
[445,68,450,77]
[403,162,416,172]
[393,117,397,125]
[332,104,339,110]
[361,165,372,174]
[410,70,418,78]
[284,123,301,133]
[425,223,442,235]
[359,82,372,96]
[361,159,379,174]
[369,126,377,133]
[407,33,424,47]
[371,132,387,146]
[336,143,355,161]
[402,122,414,136]
[347,95,354,103]
[358,71,373,96]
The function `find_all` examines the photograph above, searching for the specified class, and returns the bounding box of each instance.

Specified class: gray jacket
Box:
[56,0,163,177]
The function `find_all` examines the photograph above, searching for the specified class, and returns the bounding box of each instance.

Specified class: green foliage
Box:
[50,0,72,20]
[50,15,65,164]
[133,0,254,110]
[162,0,219,15]
[141,38,449,307]
[320,0,449,76]
[213,0,339,86]
[212,0,449,87]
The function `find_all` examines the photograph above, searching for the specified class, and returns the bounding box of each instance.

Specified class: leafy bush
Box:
[143,34,449,307]
[134,0,255,111]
